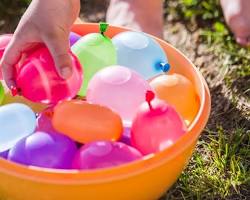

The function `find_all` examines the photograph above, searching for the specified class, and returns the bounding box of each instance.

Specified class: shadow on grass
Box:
[159,82,250,200]
[231,75,250,100]
[207,84,250,132]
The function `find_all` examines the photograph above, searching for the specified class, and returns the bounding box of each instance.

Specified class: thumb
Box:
[43,32,73,79]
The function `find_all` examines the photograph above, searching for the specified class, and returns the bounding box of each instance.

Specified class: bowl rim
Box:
[0,23,211,184]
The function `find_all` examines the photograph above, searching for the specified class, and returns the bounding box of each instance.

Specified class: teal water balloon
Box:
[112,31,169,79]
[0,103,36,152]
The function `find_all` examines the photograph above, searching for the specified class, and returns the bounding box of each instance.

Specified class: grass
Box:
[163,127,250,199]
[0,0,249,199]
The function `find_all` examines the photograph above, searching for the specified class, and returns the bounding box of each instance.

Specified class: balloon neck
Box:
[44,109,54,119]
[99,22,109,36]
[159,62,170,73]
[76,95,86,101]
[146,90,155,110]
[10,86,21,96]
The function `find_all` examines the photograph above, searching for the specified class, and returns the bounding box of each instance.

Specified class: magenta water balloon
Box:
[16,46,83,104]
[69,32,81,46]
[131,93,187,155]
[119,125,131,146]
[72,141,142,170]
[8,132,77,169]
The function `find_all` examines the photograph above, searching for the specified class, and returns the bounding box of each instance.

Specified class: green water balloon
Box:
[0,82,4,105]
[71,23,117,96]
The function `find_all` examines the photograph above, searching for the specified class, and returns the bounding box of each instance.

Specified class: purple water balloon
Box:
[72,141,142,170]
[120,126,131,145]
[69,32,81,46]
[0,150,9,159]
[8,132,77,169]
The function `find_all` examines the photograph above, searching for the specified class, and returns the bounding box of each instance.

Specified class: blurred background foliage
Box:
[0,0,31,32]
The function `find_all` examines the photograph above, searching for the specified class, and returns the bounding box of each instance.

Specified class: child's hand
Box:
[0,0,80,89]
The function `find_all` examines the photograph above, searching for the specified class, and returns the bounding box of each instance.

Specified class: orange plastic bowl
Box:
[0,23,211,200]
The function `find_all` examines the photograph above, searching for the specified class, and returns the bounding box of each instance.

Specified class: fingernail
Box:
[236,37,248,46]
[60,67,72,79]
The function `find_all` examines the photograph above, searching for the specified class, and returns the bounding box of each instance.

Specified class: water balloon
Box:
[112,31,168,79]
[131,91,187,155]
[8,132,77,169]
[0,103,36,152]
[0,82,4,104]
[36,107,59,134]
[71,23,116,96]
[69,32,81,46]
[87,65,152,123]
[52,100,123,143]
[72,141,142,170]
[150,73,199,124]
[16,46,83,104]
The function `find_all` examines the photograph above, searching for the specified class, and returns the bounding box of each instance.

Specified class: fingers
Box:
[0,36,23,89]
[43,31,73,79]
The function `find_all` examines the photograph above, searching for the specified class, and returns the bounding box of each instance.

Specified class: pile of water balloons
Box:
[0,23,199,170]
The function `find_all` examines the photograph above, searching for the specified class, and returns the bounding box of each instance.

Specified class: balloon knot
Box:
[146,90,155,110]
[44,109,54,118]
[10,86,20,96]
[160,63,170,73]
[99,22,109,35]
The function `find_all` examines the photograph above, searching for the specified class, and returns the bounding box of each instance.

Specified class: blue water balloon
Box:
[112,31,169,79]
[0,103,36,152]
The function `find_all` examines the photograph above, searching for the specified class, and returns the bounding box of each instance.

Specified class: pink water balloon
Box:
[87,65,152,122]
[36,107,60,134]
[72,141,142,170]
[16,46,83,104]
[131,91,187,155]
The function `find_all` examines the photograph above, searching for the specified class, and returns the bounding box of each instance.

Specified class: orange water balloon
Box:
[149,73,200,125]
[52,100,123,143]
